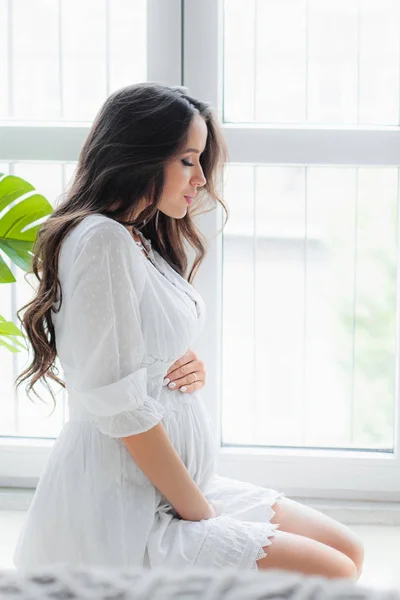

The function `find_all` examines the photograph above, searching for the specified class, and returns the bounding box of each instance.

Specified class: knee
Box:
[353,538,365,578]
[344,534,364,579]
[336,554,358,580]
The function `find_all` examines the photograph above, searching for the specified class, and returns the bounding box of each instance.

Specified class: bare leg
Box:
[257,529,357,579]
[269,497,364,577]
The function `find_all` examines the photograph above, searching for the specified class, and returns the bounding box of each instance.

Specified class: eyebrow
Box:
[183,148,202,153]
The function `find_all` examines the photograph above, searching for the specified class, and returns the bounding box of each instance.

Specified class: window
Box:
[0,0,181,485]
[2,0,400,500]
[223,0,400,126]
[1,0,148,121]
[222,165,397,453]
[185,0,400,500]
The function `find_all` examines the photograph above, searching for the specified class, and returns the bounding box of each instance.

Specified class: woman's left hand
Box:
[163,349,206,394]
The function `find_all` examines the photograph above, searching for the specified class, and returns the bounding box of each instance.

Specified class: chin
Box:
[171,209,188,219]
[159,204,188,220]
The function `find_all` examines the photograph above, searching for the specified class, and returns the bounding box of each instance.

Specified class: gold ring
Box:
[192,372,197,383]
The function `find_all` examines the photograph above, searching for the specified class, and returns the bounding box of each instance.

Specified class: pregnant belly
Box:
[158,387,217,488]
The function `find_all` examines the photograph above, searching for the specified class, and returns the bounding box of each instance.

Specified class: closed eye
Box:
[182,159,194,167]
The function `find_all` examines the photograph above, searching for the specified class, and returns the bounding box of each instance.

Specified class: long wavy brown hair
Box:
[15,82,229,410]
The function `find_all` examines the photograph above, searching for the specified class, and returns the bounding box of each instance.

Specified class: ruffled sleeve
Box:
[65,219,164,437]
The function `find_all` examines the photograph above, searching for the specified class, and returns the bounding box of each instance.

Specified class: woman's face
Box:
[158,114,208,219]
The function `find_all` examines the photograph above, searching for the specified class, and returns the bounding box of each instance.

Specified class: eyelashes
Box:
[182,159,194,167]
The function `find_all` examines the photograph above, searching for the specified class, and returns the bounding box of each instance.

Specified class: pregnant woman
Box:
[13,82,363,578]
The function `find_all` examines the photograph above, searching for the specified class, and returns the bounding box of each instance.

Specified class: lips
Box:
[184,196,194,205]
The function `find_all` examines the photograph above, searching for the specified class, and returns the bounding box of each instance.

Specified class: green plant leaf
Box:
[0,338,18,352]
[0,315,27,352]
[0,175,53,281]
[0,253,16,283]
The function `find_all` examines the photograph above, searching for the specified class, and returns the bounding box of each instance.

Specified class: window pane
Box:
[223,0,258,123]
[0,163,8,178]
[222,165,399,451]
[0,167,15,435]
[0,351,15,436]
[0,0,8,118]
[359,0,400,124]
[0,161,77,439]
[13,162,63,207]
[11,0,60,120]
[307,0,358,124]
[223,0,400,125]
[1,0,147,121]
[220,166,256,443]
[62,0,108,121]
[108,0,147,92]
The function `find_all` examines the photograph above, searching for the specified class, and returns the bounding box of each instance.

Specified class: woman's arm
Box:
[120,422,215,522]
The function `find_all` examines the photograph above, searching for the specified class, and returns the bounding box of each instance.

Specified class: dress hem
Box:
[193,491,285,571]
[251,491,286,570]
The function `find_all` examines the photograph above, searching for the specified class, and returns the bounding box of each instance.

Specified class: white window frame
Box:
[2,0,400,504]
[186,0,400,502]
[0,0,182,488]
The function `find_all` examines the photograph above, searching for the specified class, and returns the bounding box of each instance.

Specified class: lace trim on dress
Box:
[192,491,285,571]
[192,517,280,571]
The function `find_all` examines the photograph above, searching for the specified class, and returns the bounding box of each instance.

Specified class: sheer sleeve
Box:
[65,221,164,438]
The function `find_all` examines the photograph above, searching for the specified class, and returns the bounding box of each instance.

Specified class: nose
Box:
[191,165,207,188]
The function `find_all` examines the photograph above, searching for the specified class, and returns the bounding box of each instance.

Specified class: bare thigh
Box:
[265,497,364,576]
[257,529,357,579]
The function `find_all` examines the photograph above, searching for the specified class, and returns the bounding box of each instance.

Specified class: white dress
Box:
[13,214,284,571]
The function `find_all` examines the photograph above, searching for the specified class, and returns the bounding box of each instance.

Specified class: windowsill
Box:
[220,445,395,462]
[1,438,394,460]
[0,438,55,449]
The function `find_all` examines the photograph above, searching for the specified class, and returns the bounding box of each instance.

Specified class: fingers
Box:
[167,359,203,381]
[165,349,197,377]
[163,366,206,393]
[163,373,205,392]
[176,379,204,394]
[164,350,206,393]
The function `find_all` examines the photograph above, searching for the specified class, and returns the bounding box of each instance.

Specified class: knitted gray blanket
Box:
[0,564,398,600]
